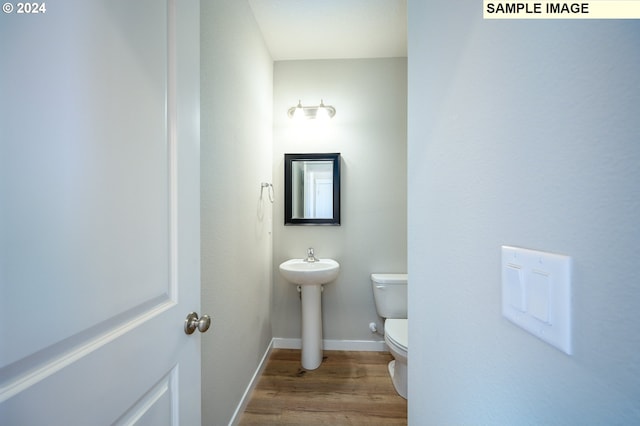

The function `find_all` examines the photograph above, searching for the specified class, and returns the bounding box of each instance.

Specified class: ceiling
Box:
[248,0,407,61]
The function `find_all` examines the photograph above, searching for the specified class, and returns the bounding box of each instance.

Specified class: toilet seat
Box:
[385,318,408,353]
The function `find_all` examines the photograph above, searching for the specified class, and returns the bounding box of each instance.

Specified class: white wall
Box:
[408,1,640,423]
[200,1,273,424]
[272,59,407,344]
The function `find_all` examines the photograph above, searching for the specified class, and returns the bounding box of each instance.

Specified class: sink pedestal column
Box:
[300,285,323,370]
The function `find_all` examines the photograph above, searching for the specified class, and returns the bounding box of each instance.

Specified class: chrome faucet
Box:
[304,247,318,262]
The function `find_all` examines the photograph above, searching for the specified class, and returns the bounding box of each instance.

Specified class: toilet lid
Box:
[385,319,408,351]
[371,273,408,284]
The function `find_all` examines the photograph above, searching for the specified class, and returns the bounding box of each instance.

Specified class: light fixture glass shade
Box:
[316,100,330,120]
[292,100,305,120]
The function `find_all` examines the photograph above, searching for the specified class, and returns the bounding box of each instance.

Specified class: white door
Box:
[314,179,333,218]
[0,1,201,425]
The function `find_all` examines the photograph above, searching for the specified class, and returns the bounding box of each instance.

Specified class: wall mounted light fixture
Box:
[287,100,336,120]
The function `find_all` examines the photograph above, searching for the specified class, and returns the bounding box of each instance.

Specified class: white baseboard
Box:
[228,339,274,426]
[272,337,387,352]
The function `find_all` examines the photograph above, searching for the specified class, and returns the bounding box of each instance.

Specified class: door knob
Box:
[184,312,211,335]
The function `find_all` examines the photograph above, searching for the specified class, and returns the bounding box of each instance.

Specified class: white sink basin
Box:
[279,258,340,286]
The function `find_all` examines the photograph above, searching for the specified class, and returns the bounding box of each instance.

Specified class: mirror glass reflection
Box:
[291,160,333,219]
[284,153,340,225]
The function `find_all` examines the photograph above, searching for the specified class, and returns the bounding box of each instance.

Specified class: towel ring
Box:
[260,182,274,203]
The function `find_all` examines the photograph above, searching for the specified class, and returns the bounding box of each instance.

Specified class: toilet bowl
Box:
[371,273,408,399]
[384,318,408,399]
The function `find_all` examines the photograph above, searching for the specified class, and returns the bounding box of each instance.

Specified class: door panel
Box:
[0,0,170,369]
[0,1,201,424]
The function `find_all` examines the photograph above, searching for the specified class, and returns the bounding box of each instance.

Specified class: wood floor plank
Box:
[238,349,407,425]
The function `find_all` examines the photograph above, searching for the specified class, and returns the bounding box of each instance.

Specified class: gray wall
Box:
[272,59,408,344]
[408,0,640,423]
[200,1,273,424]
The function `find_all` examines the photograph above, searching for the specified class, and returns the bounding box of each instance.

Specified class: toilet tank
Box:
[371,273,408,319]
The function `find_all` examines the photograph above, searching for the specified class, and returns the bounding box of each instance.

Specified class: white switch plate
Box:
[501,246,572,355]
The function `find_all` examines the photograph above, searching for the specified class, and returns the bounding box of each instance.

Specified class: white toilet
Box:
[371,273,408,399]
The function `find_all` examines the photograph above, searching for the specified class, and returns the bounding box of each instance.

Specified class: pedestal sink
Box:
[279,258,340,370]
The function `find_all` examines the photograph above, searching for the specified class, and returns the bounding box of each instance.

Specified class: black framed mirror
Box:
[284,153,341,225]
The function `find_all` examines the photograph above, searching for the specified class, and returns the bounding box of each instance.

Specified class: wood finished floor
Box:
[238,349,407,426]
